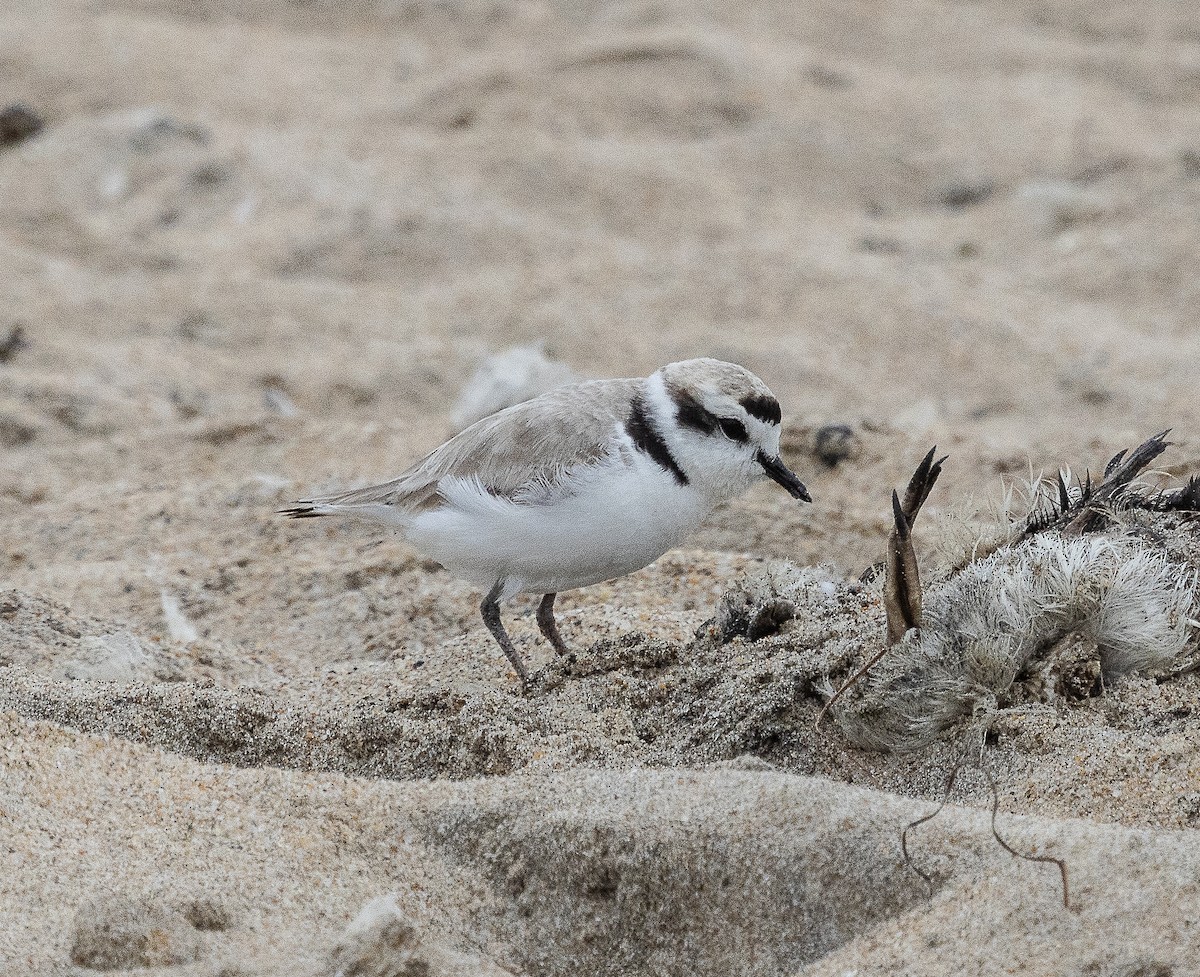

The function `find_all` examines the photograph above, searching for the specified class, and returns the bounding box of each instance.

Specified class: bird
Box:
[282,358,811,684]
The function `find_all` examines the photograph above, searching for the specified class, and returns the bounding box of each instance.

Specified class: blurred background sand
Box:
[2,1,1200,973]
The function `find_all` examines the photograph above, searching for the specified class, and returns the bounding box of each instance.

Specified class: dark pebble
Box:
[813,424,861,467]
[0,324,27,363]
[0,104,44,146]
[936,178,995,209]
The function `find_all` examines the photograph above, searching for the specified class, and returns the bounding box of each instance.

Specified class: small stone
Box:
[812,424,861,467]
[0,413,37,448]
[0,324,27,363]
[935,178,995,209]
[190,161,233,187]
[0,104,44,146]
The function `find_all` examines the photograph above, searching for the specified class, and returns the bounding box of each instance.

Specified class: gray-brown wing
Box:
[307,377,643,513]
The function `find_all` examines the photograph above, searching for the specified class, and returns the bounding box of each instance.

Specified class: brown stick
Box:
[813,643,894,730]
[902,761,1071,910]
[884,447,947,644]
[978,764,1071,910]
[816,447,946,733]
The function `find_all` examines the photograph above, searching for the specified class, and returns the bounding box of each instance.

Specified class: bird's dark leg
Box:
[536,592,569,655]
[481,580,529,685]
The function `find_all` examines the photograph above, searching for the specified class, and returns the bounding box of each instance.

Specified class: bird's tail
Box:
[279,484,415,526]
[278,502,332,519]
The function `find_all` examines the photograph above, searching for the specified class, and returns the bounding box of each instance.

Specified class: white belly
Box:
[404,456,711,597]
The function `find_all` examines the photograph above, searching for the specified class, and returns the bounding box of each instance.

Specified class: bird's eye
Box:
[718,417,748,442]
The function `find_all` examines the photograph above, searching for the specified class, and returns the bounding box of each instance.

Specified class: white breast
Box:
[403,436,711,597]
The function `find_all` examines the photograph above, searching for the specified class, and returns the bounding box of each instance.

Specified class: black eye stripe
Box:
[719,417,748,442]
[740,394,781,426]
[671,390,720,436]
[670,387,753,443]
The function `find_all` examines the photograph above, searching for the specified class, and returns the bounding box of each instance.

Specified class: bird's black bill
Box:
[758,451,812,503]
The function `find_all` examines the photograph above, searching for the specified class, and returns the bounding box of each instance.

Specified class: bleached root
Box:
[834,531,1199,751]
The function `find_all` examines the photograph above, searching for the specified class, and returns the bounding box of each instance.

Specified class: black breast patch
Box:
[625,395,689,485]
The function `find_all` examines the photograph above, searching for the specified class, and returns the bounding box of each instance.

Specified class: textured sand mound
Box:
[4,713,1196,976]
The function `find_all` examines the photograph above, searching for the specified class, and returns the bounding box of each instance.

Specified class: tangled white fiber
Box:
[834,531,1199,751]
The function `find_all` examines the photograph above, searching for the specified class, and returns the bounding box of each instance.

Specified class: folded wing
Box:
[282,378,643,520]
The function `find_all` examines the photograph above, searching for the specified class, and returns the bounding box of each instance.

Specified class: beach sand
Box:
[2,0,1200,973]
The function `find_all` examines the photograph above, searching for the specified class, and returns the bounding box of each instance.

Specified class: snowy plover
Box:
[283,358,810,683]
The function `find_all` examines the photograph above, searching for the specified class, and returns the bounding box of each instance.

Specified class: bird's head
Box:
[646,358,811,504]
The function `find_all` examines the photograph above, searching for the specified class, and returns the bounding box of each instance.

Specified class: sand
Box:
[2,0,1200,973]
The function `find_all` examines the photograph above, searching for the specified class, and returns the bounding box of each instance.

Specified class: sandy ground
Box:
[3,0,1200,973]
